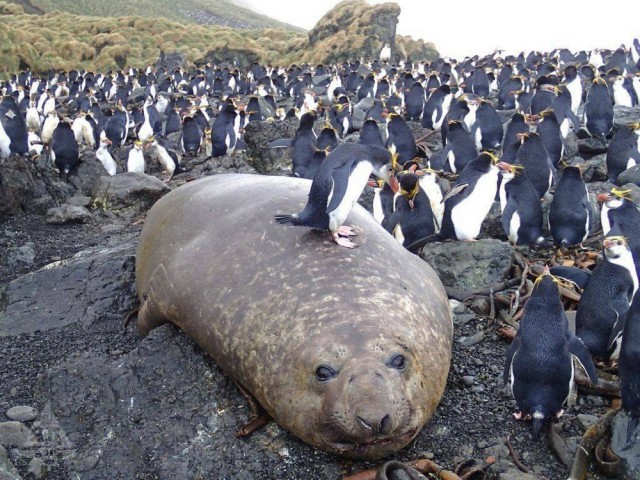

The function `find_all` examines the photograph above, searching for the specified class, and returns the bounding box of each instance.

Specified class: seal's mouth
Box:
[327,427,419,456]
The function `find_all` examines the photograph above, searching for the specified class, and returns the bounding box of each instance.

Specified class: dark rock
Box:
[617,165,640,187]
[65,195,91,207]
[0,445,21,480]
[195,46,259,69]
[614,105,640,129]
[26,458,46,480]
[578,137,608,155]
[564,130,580,159]
[156,51,187,71]
[479,201,505,240]
[45,205,92,224]
[0,240,136,337]
[611,410,640,479]
[90,173,169,212]
[0,421,37,448]
[420,239,514,291]
[242,119,299,175]
[2,243,35,268]
[6,407,37,423]
[352,98,375,130]
[69,152,112,194]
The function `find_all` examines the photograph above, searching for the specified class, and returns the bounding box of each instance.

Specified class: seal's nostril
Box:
[357,416,373,430]
[378,414,392,434]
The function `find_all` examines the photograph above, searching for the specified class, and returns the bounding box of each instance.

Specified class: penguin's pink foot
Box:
[555,409,564,419]
[337,225,357,237]
[513,411,532,421]
[332,232,359,248]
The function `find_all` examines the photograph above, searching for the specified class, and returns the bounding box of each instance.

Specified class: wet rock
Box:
[614,105,640,128]
[0,240,136,337]
[0,445,21,480]
[577,137,608,155]
[242,119,299,175]
[2,243,35,268]
[0,422,37,448]
[90,173,169,212]
[26,458,46,480]
[6,407,37,423]
[45,204,92,224]
[420,239,514,291]
[616,165,640,187]
[611,410,640,479]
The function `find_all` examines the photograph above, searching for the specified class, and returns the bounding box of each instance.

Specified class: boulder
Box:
[46,204,92,224]
[0,445,21,480]
[2,243,35,268]
[0,421,36,449]
[155,51,187,71]
[614,105,640,129]
[420,239,514,292]
[617,165,640,187]
[577,137,608,155]
[90,173,169,212]
[242,119,299,175]
[611,410,640,479]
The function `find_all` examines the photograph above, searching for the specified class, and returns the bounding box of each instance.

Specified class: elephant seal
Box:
[135,173,453,460]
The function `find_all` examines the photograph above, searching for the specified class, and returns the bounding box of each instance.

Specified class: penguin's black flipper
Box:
[629,148,640,165]
[548,266,591,290]
[326,161,355,214]
[501,200,518,238]
[503,336,521,386]
[442,183,469,203]
[565,108,581,132]
[567,333,598,384]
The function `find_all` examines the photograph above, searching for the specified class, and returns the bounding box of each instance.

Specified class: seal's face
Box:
[273,331,433,460]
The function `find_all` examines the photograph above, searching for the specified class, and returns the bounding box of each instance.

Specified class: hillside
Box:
[5,0,303,30]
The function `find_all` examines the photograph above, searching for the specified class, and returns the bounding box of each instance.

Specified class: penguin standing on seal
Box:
[275,143,391,248]
[548,166,591,247]
[584,78,614,146]
[439,152,500,241]
[606,123,640,183]
[49,120,80,180]
[619,292,640,445]
[504,270,598,440]
[576,236,638,361]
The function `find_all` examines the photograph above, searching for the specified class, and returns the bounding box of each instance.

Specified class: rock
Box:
[575,414,598,430]
[242,119,299,175]
[617,165,640,187]
[0,445,21,480]
[420,239,514,291]
[0,240,136,337]
[6,407,37,423]
[45,204,92,224]
[611,410,640,479]
[564,130,579,159]
[65,195,91,207]
[460,376,474,387]
[156,51,187,71]
[577,137,608,155]
[478,201,505,240]
[69,152,111,194]
[0,421,37,448]
[2,243,35,268]
[26,458,46,480]
[90,173,169,212]
[614,105,640,128]
[352,98,375,130]
[497,470,539,480]
[195,46,259,69]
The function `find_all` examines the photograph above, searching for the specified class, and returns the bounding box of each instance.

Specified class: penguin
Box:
[25,97,41,132]
[127,140,146,173]
[359,119,384,147]
[504,270,598,440]
[181,111,203,156]
[385,113,417,165]
[439,152,500,241]
[550,84,581,139]
[548,166,591,247]
[164,106,182,136]
[535,109,564,168]
[148,135,187,181]
[291,111,317,178]
[514,132,554,199]
[471,66,490,97]
[584,78,613,146]
[441,120,478,173]
[49,121,79,180]
[379,43,391,63]
[71,112,96,149]
[404,82,424,122]
[530,82,557,116]
[0,95,29,157]
[40,110,60,146]
[210,103,239,157]
[370,178,395,225]
[606,123,640,182]
[612,76,638,107]
[562,65,582,115]
[303,126,339,181]
[470,100,503,151]
[274,143,391,248]
[618,291,640,445]
[502,112,529,164]
[328,99,352,138]
[576,236,638,361]
[95,133,117,176]
[418,168,444,230]
[497,75,525,110]
[498,162,544,246]
[105,104,130,148]
[383,170,437,249]
[421,84,452,130]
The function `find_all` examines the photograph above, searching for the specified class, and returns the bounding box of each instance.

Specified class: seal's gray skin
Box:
[136,174,452,460]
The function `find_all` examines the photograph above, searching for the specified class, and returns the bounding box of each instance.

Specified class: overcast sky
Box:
[236,0,639,59]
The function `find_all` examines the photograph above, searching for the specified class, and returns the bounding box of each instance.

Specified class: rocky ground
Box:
[2,106,640,479]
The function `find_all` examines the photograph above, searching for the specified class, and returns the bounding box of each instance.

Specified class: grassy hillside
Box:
[5,0,303,30]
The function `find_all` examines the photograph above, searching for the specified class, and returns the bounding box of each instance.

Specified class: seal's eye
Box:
[315,365,337,382]
[388,354,406,370]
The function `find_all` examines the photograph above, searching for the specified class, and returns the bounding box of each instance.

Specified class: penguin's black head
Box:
[398,172,420,207]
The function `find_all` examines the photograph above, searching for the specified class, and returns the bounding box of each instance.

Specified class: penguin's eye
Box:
[388,354,406,370]
[315,365,337,382]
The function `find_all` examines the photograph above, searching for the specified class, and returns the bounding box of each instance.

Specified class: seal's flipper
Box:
[137,263,177,336]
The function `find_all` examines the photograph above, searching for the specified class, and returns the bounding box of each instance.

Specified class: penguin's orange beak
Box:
[389,174,399,193]
[596,193,611,203]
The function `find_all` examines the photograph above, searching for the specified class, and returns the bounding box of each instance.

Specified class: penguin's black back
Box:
[359,119,384,147]
[548,166,590,247]
[536,113,563,168]
[619,292,640,442]
[51,123,80,173]
[585,82,613,142]
[502,174,543,245]
[606,126,640,182]
[515,134,552,199]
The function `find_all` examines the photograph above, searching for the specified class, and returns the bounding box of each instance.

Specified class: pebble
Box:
[28,457,47,479]
[6,406,38,422]
[0,445,21,480]
[0,421,37,448]
[457,331,485,347]
[454,313,475,326]
[460,376,475,387]
[2,243,35,268]
[576,414,599,430]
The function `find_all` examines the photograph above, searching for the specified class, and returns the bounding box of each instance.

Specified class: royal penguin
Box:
[470,100,503,151]
[530,82,557,116]
[369,178,395,225]
[95,132,117,176]
[49,121,79,180]
[71,112,96,149]
[164,106,182,136]
[181,111,203,156]
[385,113,417,165]
[548,166,591,247]
[439,152,500,241]
[550,84,581,140]
[584,77,613,146]
[210,103,239,157]
[291,111,317,178]
[25,97,41,131]
[471,66,490,98]
[562,66,582,115]
[606,123,640,182]
[612,76,638,107]
[127,140,146,173]
[504,270,598,440]
[497,75,524,110]
[498,162,544,246]
[303,126,339,181]
[404,82,425,122]
[618,291,640,445]
[379,43,391,63]
[105,104,130,148]
[535,109,564,168]
[40,110,59,146]
[501,113,529,164]
[576,236,638,361]
[359,119,384,147]
[514,132,554,199]
[274,143,391,248]
[421,85,452,130]
[442,120,478,173]
[0,95,29,157]
[148,135,187,181]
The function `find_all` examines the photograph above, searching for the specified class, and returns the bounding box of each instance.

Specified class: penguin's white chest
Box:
[127,149,145,173]
[327,161,372,232]
[451,169,498,240]
[96,147,117,176]
[0,122,11,157]
[372,188,384,224]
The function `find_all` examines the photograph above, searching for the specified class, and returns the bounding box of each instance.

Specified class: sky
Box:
[235,0,639,59]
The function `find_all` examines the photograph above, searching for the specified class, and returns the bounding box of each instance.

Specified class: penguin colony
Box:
[2,39,640,447]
